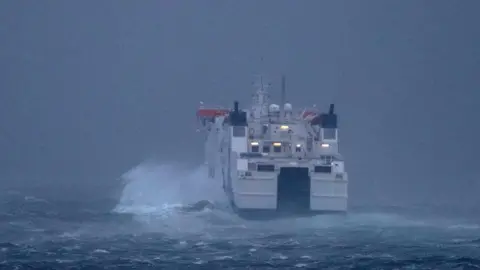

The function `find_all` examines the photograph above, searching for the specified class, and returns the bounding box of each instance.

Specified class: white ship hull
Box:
[226,171,348,213]
[209,141,348,219]
[197,75,349,219]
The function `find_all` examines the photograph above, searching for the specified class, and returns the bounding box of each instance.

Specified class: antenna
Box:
[250,57,271,119]
[259,57,267,91]
[280,75,286,122]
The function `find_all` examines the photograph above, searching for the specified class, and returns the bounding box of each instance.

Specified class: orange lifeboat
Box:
[196,108,230,118]
[302,109,319,120]
[302,110,317,118]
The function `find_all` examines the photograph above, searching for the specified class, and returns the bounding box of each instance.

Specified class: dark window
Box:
[295,146,301,152]
[233,126,246,137]
[314,166,332,173]
[257,164,275,172]
[251,145,259,152]
[273,146,281,153]
[262,145,270,153]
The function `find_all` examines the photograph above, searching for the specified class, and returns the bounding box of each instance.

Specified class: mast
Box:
[251,74,270,120]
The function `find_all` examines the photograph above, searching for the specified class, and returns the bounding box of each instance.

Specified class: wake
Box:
[110,161,240,235]
[113,162,227,215]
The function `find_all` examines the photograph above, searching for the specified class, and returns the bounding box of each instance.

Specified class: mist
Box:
[0,1,479,211]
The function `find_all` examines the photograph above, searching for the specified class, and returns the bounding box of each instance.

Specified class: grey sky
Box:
[1,1,479,207]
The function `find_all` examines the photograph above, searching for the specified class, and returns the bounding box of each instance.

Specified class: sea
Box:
[1,162,479,269]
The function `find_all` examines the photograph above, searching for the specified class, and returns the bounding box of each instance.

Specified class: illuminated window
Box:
[251,145,259,152]
[295,145,301,152]
[272,142,282,153]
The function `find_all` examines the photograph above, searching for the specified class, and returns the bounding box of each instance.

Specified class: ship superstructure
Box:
[196,75,348,218]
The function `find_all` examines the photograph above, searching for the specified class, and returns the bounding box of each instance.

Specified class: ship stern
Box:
[231,164,348,219]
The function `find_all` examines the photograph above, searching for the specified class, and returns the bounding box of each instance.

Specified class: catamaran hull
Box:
[223,167,348,219]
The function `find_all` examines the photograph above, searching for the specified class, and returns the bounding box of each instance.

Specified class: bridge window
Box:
[322,128,337,140]
[262,145,270,153]
[233,126,246,137]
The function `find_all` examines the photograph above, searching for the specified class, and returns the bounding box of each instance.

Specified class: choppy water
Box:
[1,163,479,269]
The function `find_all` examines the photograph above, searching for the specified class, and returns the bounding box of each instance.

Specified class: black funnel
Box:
[234,101,239,112]
[329,104,335,115]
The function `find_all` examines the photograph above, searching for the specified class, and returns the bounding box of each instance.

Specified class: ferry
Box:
[196,75,348,218]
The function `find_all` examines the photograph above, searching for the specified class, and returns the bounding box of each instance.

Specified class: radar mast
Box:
[251,74,270,120]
